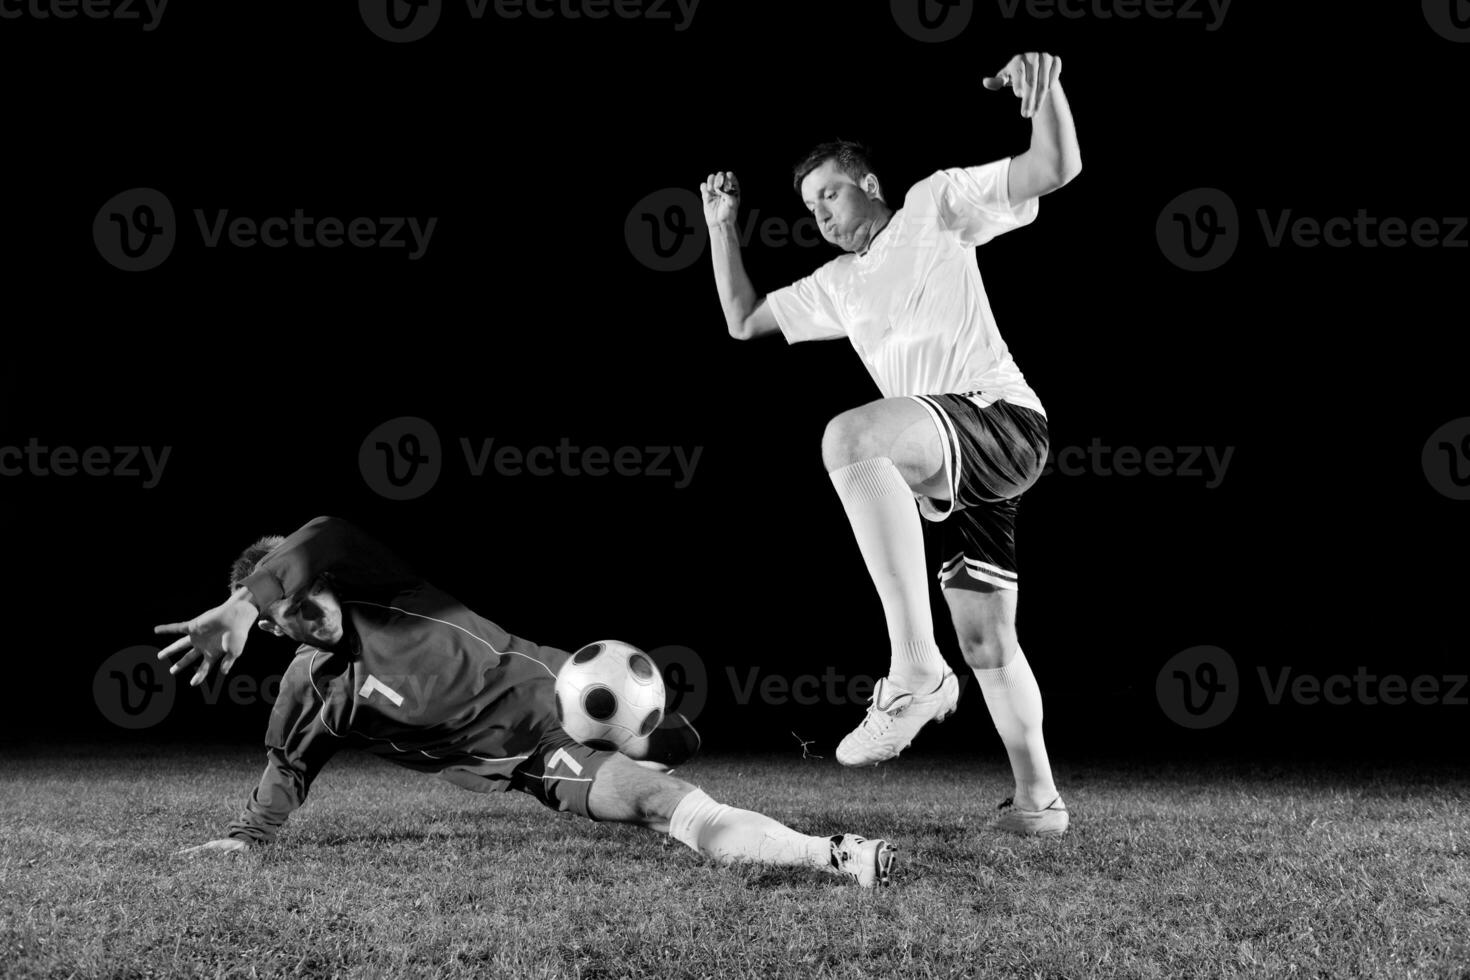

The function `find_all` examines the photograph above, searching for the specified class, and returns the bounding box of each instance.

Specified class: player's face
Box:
[800,161,884,253]
[262,579,345,646]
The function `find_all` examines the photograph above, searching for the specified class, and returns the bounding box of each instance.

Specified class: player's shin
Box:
[829,457,946,690]
[667,789,831,869]
[972,650,1058,808]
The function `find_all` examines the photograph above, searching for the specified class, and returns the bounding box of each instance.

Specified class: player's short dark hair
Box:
[792,139,884,201]
[229,535,285,595]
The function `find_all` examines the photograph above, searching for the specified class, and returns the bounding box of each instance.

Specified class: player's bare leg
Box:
[946,584,1067,836]
[586,754,896,886]
[823,396,960,765]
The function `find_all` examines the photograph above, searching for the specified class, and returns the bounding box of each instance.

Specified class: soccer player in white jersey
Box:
[704,53,1081,835]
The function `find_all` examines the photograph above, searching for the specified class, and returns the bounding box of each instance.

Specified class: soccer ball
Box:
[555,640,665,752]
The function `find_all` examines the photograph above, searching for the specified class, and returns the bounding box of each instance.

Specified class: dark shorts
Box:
[507,727,617,820]
[907,394,1049,592]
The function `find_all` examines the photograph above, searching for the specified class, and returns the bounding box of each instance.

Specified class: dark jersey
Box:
[226,517,570,844]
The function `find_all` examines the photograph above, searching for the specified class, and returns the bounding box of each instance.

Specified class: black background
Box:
[1,0,1465,764]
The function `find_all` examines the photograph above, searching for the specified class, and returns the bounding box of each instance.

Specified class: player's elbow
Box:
[727,316,754,341]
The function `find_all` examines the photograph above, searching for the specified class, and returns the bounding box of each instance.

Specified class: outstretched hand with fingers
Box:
[983,52,1062,118]
[155,592,259,688]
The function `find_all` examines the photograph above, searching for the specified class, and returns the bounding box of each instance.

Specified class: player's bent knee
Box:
[960,636,1020,670]
[821,410,874,471]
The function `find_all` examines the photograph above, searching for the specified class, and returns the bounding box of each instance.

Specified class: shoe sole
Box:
[873,842,897,887]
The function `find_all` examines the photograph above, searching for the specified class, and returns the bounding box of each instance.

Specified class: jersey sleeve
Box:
[916,158,1038,248]
[241,516,419,612]
[765,262,848,344]
[226,653,345,845]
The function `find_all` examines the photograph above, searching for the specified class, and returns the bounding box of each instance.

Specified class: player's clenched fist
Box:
[983,52,1062,119]
[700,171,740,229]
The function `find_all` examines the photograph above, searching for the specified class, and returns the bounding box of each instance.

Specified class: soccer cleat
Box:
[828,834,897,888]
[993,795,1070,837]
[836,671,960,767]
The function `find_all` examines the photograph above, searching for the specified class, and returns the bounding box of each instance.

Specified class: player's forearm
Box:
[708,221,760,338]
[226,749,310,845]
[1019,82,1082,189]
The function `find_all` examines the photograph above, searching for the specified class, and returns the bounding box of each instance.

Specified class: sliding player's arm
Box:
[983,52,1082,203]
[179,657,344,857]
[156,516,419,687]
[702,171,781,340]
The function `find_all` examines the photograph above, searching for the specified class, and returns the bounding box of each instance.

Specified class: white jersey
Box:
[766,157,1044,417]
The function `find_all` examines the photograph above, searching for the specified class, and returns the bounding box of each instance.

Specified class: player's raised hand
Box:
[177,838,250,860]
[154,592,259,688]
[983,53,1062,118]
[700,171,741,229]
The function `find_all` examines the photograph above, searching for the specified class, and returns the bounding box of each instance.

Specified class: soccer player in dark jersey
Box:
[156,516,896,886]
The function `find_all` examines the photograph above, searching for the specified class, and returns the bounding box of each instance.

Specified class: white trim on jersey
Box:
[343,599,558,679]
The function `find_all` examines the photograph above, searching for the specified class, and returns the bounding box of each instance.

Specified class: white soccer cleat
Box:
[993,795,1070,837]
[828,834,897,888]
[836,672,960,767]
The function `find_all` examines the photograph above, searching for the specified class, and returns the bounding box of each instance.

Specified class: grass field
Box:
[1,744,1467,979]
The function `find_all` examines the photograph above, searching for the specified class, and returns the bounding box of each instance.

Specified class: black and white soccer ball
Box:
[555,640,665,751]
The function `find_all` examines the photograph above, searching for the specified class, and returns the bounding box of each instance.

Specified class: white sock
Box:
[829,457,946,690]
[972,651,1058,806]
[668,789,832,869]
